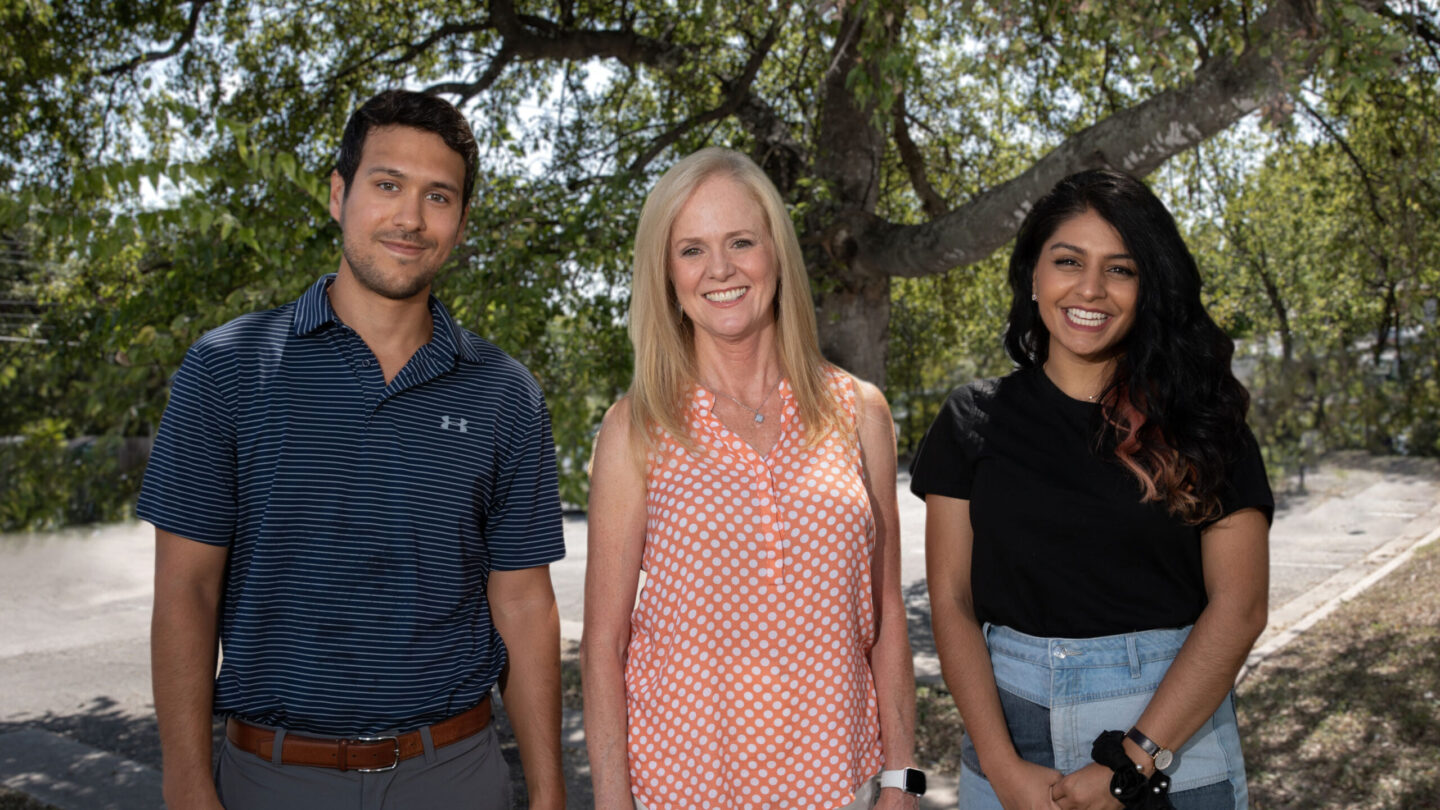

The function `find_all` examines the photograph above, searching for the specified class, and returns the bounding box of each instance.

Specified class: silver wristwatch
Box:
[1125,726,1175,771]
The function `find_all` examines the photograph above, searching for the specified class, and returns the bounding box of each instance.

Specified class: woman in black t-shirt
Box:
[912,169,1272,810]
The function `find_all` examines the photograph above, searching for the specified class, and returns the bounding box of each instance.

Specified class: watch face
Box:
[1154,749,1174,771]
[905,769,927,795]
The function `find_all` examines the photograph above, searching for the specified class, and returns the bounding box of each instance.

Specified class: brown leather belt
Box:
[225,698,492,772]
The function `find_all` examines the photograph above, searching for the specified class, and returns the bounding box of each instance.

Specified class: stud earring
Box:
[1031,292,1037,301]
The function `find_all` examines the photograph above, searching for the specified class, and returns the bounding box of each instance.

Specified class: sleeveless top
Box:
[625,369,883,809]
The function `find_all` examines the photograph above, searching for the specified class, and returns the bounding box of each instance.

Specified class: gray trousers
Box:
[215,722,511,810]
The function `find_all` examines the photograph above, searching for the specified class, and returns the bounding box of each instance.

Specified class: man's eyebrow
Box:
[364,166,461,194]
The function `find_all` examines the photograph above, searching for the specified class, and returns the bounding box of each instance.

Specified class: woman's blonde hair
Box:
[627,147,842,457]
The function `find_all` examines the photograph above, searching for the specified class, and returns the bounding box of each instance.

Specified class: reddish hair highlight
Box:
[1103,386,1219,525]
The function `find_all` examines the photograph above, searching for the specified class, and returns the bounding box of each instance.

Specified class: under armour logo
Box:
[440,416,469,433]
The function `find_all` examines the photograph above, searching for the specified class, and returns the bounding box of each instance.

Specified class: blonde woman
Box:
[581,148,924,810]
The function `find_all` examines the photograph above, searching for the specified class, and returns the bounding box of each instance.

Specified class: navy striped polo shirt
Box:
[138,274,566,735]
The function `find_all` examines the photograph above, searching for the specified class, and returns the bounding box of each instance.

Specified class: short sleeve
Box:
[136,346,238,546]
[1215,426,1275,526]
[908,385,985,501]
[483,382,567,571]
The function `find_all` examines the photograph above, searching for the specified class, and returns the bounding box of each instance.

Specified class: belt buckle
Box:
[353,735,400,772]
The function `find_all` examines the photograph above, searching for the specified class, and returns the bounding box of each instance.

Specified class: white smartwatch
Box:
[879,767,927,796]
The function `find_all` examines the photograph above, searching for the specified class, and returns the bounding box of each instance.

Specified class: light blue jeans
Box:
[957,624,1247,810]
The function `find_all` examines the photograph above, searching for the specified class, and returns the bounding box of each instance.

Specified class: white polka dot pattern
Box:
[625,370,882,809]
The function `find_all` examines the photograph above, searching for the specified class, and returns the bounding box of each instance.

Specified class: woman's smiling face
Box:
[1032,208,1140,367]
[668,174,779,345]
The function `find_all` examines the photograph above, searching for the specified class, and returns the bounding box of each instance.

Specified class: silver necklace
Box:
[707,378,781,424]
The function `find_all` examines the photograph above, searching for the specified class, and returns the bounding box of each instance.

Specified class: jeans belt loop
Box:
[1127,635,1142,679]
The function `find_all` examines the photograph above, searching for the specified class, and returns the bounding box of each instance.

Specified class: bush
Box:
[0,420,142,531]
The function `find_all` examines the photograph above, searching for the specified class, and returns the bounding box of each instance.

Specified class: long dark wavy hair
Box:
[1003,168,1251,524]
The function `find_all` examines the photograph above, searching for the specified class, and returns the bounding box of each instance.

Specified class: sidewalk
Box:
[2,453,1437,809]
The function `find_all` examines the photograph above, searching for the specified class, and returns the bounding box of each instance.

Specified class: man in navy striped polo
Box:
[140,90,567,809]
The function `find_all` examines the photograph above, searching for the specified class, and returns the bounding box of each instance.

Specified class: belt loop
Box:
[270,728,287,766]
[1127,635,1141,679]
[420,725,437,764]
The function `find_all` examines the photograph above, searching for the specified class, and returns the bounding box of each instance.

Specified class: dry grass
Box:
[1239,542,1440,809]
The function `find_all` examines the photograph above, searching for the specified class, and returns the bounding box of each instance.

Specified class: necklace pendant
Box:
[754,413,764,424]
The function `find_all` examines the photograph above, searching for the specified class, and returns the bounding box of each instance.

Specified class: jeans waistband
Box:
[983,623,1193,669]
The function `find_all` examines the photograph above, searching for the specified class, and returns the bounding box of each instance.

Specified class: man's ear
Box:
[329,171,346,223]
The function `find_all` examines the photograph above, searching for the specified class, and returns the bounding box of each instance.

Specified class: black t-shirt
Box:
[909,367,1273,639]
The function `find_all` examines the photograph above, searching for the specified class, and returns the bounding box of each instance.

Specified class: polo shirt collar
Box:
[292,274,483,365]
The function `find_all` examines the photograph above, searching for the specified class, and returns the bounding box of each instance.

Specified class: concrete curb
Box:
[1240,506,1440,682]
[0,729,161,810]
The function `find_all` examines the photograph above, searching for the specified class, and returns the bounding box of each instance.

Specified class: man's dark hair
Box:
[335,89,479,207]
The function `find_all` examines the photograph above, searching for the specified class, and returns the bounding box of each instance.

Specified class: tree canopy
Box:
[2,0,1438,525]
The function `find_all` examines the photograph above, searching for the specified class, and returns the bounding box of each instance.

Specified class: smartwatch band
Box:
[879,767,927,796]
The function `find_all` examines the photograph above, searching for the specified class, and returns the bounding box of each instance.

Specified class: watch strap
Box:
[1125,726,1174,770]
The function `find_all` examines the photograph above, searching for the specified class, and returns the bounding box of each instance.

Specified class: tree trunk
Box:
[815,272,891,387]
[804,4,893,386]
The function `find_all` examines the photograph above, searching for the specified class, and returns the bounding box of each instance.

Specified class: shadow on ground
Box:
[0,699,584,810]
[905,579,937,660]
[1272,451,1440,516]
[0,698,163,771]
[1239,548,1440,810]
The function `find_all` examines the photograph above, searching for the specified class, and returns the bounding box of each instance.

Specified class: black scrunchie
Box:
[1091,730,1175,810]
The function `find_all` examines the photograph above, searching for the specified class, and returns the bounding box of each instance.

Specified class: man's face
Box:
[329,125,469,301]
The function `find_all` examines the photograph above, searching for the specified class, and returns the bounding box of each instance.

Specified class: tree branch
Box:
[625,22,781,174]
[1297,94,1389,225]
[417,1,687,104]
[855,0,1388,279]
[422,45,518,105]
[891,90,947,218]
[386,21,495,68]
[1379,2,1440,45]
[1378,2,1440,62]
[99,0,214,77]
[488,0,685,70]
[736,95,808,196]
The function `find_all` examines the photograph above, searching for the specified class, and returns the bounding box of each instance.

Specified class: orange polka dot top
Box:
[626,368,883,809]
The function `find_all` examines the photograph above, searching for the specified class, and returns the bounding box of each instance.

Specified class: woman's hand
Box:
[987,756,1064,810]
[1049,763,1124,810]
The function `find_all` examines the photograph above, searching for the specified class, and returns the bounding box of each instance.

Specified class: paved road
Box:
[3,453,1438,808]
